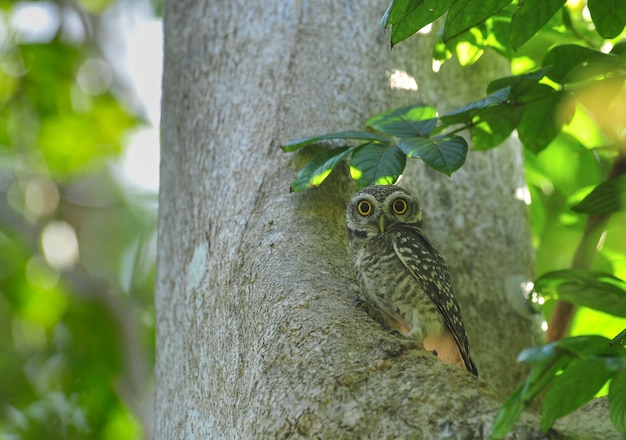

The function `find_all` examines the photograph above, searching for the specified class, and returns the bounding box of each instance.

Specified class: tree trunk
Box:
[156,0,547,437]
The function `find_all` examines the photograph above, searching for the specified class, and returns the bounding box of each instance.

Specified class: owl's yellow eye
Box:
[357,200,372,216]
[392,198,407,215]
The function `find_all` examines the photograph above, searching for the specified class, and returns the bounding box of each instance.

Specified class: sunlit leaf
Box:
[381,0,454,46]
[571,174,626,215]
[542,359,614,432]
[534,270,626,318]
[444,0,512,42]
[365,104,437,137]
[510,0,566,50]
[609,370,626,434]
[281,131,388,152]
[587,0,626,39]
[349,143,406,188]
[397,135,467,175]
[454,28,486,66]
[289,146,358,192]
[609,329,626,349]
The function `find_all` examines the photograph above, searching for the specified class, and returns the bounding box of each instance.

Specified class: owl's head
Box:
[346,185,423,239]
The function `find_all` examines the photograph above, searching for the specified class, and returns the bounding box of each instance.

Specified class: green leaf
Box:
[349,143,406,188]
[382,0,455,46]
[522,352,570,399]
[281,131,388,152]
[289,146,357,192]
[443,0,512,42]
[542,45,623,85]
[517,85,565,154]
[366,104,437,137]
[510,0,566,50]
[534,270,626,318]
[609,329,626,349]
[588,0,626,39]
[486,67,551,97]
[517,342,559,364]
[554,335,615,356]
[571,174,626,215]
[398,135,467,175]
[542,359,614,432]
[491,387,526,439]
[470,104,524,150]
[440,87,511,125]
[609,370,626,434]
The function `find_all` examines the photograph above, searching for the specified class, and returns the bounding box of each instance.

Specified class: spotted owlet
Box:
[346,185,478,376]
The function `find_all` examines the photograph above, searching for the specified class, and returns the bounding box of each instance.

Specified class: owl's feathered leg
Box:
[423,328,466,370]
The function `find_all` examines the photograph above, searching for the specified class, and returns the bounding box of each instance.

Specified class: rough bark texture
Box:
[155,0,612,438]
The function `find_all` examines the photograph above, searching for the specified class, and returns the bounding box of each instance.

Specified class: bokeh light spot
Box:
[41,221,79,270]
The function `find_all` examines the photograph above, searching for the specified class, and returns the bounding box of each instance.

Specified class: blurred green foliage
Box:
[0,0,158,438]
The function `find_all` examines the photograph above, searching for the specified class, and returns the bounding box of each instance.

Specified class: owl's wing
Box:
[391,228,478,376]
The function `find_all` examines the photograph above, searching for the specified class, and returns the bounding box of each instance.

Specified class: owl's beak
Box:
[379,216,385,234]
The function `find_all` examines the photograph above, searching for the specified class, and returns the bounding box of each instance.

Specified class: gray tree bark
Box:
[154,0,605,438]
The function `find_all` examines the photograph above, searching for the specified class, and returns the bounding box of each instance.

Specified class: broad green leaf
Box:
[349,143,406,188]
[440,87,510,125]
[494,346,570,438]
[398,135,467,175]
[542,359,614,432]
[534,270,626,318]
[382,0,455,46]
[588,0,626,39]
[609,370,626,434]
[366,104,437,137]
[470,104,524,150]
[510,0,566,50]
[289,146,357,192]
[522,353,569,399]
[443,0,512,43]
[542,45,623,85]
[571,174,626,215]
[517,85,565,154]
[281,131,388,152]
[491,387,525,439]
[554,335,614,355]
[486,67,551,97]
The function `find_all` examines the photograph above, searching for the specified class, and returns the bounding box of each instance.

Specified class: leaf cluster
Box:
[382,0,626,50]
[492,269,626,436]
[282,105,466,191]
[493,334,626,437]
[283,41,626,192]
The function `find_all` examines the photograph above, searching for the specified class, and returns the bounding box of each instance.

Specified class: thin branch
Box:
[547,150,626,342]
